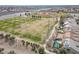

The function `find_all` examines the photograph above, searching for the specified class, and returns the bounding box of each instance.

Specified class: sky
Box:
[0,0,79,5]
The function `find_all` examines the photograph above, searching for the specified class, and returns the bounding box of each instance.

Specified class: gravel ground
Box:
[0,37,35,54]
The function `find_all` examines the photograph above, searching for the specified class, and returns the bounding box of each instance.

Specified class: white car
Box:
[63,38,70,49]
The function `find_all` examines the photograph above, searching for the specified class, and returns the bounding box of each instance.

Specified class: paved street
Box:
[0,12,25,20]
[63,14,79,53]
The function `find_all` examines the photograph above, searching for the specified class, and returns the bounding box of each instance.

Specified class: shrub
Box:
[38,47,45,54]
[10,31,21,35]
[8,50,16,54]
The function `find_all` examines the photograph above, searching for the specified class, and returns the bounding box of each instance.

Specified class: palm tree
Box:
[36,44,40,49]
[9,36,15,46]
[4,34,10,42]
[0,33,4,39]
[20,14,21,16]
[38,16,41,19]
[25,41,30,48]
[21,40,25,46]
[25,13,27,15]
[30,43,40,53]
[31,43,37,51]
[34,49,38,53]
[32,15,35,18]
[31,45,36,51]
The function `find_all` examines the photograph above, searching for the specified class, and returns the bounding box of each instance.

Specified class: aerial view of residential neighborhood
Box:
[0,5,79,54]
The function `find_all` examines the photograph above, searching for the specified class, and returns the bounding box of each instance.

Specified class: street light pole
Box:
[47,19,50,38]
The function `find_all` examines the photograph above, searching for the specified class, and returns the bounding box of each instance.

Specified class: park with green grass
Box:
[0,14,57,44]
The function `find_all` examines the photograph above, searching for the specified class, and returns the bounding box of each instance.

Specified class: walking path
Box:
[43,19,59,54]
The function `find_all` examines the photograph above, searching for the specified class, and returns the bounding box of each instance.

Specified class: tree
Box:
[25,13,27,15]
[0,48,4,53]
[32,15,35,18]
[4,34,10,42]
[9,36,15,46]
[8,50,16,54]
[31,46,36,51]
[20,14,21,16]
[35,50,38,53]
[25,41,30,48]
[21,40,25,46]
[28,13,30,16]
[38,16,41,19]
[38,47,45,54]
[59,48,67,54]
[0,33,4,39]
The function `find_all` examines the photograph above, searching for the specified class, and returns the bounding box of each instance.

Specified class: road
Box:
[63,15,79,53]
[0,12,25,20]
